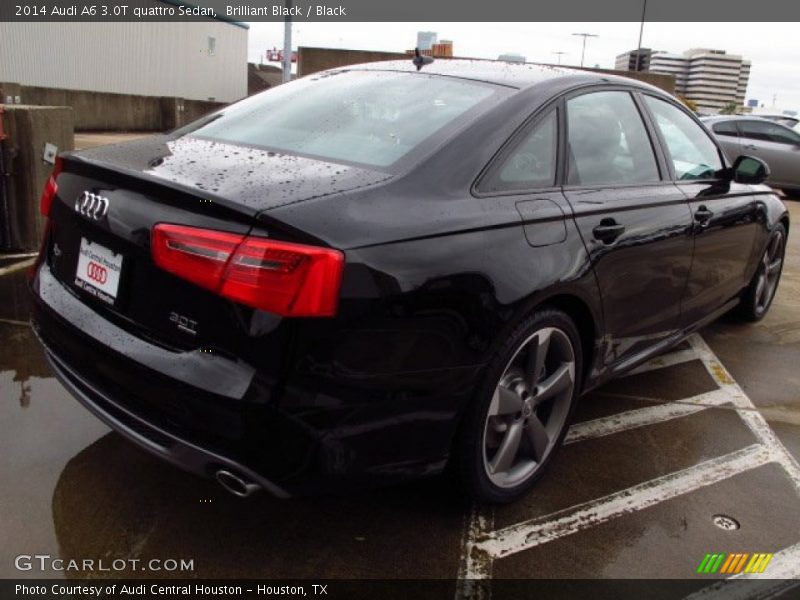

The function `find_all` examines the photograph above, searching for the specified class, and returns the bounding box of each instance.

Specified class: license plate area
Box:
[74,237,123,305]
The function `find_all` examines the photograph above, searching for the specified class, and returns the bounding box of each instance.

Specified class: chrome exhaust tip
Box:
[215,469,260,498]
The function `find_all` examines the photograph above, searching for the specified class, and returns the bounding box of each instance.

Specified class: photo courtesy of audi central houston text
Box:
[28,59,788,502]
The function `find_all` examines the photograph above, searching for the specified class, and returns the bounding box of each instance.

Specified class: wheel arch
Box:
[486,286,603,396]
[536,293,598,393]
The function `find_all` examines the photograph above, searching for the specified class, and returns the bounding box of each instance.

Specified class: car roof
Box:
[327,58,666,93]
[703,115,773,122]
[702,115,800,133]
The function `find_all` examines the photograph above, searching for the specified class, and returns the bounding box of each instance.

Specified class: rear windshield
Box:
[183,70,499,168]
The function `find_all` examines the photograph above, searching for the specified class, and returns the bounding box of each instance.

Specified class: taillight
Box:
[39,157,63,216]
[151,224,344,317]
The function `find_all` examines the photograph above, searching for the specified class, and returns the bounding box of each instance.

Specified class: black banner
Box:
[3,579,800,600]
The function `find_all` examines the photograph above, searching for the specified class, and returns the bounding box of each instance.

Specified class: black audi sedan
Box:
[30,59,788,503]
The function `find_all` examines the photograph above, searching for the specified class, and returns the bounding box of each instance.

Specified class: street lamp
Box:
[282,0,292,83]
[552,51,567,65]
[635,0,648,71]
[571,32,598,68]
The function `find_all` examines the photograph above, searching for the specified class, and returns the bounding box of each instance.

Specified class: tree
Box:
[719,102,739,115]
[677,95,698,112]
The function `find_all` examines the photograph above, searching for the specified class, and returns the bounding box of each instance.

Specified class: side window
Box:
[566,91,659,186]
[765,123,800,145]
[711,121,739,137]
[644,96,723,180]
[481,110,557,192]
[739,121,774,142]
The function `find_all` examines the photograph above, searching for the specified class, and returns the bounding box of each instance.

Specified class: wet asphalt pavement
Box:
[1,198,798,583]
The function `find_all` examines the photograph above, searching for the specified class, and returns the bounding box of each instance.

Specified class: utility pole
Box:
[552,51,567,65]
[572,33,598,68]
[635,0,647,71]
[282,0,292,83]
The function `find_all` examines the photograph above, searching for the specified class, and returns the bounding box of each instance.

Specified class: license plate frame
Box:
[74,237,124,305]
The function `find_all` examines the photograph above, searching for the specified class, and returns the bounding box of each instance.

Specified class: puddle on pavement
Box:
[0,267,34,323]
[0,268,109,578]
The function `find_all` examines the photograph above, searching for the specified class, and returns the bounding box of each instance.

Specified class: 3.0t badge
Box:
[75,191,109,220]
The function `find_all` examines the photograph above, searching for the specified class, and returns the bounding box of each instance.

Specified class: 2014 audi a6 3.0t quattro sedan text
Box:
[30,59,788,503]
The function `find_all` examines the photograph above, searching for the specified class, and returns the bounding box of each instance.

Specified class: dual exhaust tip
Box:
[215,469,261,498]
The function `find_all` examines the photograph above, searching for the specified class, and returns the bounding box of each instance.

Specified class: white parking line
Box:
[627,347,699,376]
[688,335,800,495]
[472,443,772,560]
[456,504,494,600]
[455,334,800,590]
[565,387,730,445]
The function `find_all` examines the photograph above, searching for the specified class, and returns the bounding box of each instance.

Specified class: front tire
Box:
[455,308,582,504]
[736,223,786,322]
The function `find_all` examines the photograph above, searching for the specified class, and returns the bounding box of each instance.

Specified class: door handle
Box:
[592,219,625,243]
[743,143,758,151]
[694,205,714,225]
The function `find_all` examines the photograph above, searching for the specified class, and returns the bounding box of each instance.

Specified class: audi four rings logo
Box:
[86,261,108,284]
[75,191,110,220]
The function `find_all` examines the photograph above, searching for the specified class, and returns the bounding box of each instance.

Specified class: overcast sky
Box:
[247,22,800,112]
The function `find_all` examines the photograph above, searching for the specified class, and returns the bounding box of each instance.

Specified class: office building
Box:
[614,48,652,72]
[647,48,751,113]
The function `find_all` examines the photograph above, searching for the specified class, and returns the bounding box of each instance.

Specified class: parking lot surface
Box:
[1,198,798,587]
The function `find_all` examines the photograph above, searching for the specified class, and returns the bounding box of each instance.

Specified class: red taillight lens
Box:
[152,224,244,292]
[39,157,63,216]
[151,224,344,317]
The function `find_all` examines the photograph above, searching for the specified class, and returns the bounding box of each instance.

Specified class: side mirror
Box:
[732,155,769,184]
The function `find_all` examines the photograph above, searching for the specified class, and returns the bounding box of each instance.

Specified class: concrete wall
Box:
[2,105,74,251]
[298,47,408,78]
[297,47,675,95]
[578,67,675,94]
[0,83,224,132]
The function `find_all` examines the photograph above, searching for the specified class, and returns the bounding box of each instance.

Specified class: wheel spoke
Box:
[526,414,550,461]
[768,258,782,275]
[769,233,782,260]
[489,421,523,475]
[533,362,573,406]
[754,274,767,307]
[493,386,523,416]
[526,329,551,390]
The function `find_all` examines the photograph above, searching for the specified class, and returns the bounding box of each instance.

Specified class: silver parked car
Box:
[702,116,800,192]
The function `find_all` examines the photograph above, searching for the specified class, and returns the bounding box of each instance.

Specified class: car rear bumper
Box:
[37,334,290,498]
[29,261,463,496]
[29,262,305,496]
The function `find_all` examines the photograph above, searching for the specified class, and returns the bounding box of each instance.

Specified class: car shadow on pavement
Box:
[51,432,469,578]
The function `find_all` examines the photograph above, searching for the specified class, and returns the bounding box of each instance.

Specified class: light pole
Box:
[552,51,567,65]
[282,0,292,83]
[635,0,647,71]
[571,32,598,68]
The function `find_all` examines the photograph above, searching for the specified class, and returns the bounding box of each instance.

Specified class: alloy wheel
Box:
[754,229,785,314]
[482,327,576,488]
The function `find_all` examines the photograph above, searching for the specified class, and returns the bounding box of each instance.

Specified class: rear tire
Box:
[454,308,582,504]
[735,223,786,322]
